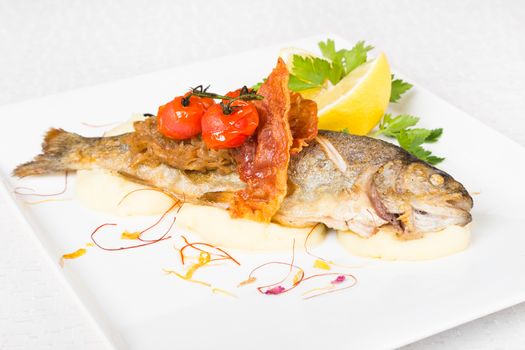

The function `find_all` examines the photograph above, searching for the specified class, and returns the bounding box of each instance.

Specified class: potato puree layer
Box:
[337,224,471,260]
[76,168,326,250]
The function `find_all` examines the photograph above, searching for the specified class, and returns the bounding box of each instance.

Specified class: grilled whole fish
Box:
[14,128,473,239]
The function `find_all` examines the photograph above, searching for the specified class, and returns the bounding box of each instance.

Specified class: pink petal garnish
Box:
[331,275,346,284]
[265,286,286,295]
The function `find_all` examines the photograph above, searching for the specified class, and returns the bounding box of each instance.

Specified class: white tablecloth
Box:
[1,1,524,349]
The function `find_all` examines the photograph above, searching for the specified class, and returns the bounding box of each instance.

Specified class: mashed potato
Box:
[75,168,176,216]
[76,168,327,250]
[176,203,326,251]
[337,224,471,260]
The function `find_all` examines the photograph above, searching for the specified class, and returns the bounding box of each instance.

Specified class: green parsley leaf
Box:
[425,128,443,143]
[326,61,343,85]
[341,127,350,134]
[397,128,431,149]
[255,39,374,93]
[396,128,444,165]
[318,39,337,61]
[318,39,344,83]
[288,74,319,91]
[340,41,373,75]
[374,114,444,165]
[318,39,373,79]
[426,155,446,165]
[376,114,419,137]
[390,75,413,102]
[288,55,332,91]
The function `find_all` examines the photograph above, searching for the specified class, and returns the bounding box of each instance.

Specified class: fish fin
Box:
[42,128,78,156]
[13,128,84,178]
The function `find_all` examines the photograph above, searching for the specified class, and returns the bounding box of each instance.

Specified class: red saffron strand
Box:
[90,218,173,251]
[117,187,177,207]
[179,236,240,266]
[305,226,362,270]
[289,238,296,273]
[178,243,236,265]
[253,263,305,295]
[188,243,240,265]
[245,261,305,295]
[90,223,118,250]
[90,203,179,251]
[252,239,305,295]
[303,223,328,262]
[248,261,304,278]
[179,242,227,265]
[14,171,69,197]
[137,201,182,242]
[116,188,182,243]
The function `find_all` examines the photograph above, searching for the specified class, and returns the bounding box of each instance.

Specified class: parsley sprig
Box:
[318,39,373,79]
[390,75,413,102]
[288,56,335,90]
[288,40,373,91]
[254,39,413,99]
[373,114,444,165]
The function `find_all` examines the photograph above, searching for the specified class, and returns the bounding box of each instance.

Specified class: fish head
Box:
[372,160,473,237]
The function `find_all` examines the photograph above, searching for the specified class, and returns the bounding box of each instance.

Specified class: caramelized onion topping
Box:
[124,118,236,175]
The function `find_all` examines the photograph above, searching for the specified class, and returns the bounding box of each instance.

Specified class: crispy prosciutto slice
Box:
[288,92,318,154]
[230,59,293,221]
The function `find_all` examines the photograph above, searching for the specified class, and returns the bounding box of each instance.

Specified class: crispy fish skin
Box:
[13,129,472,239]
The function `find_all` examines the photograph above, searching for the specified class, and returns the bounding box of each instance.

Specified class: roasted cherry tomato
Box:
[223,86,253,102]
[157,94,208,140]
[199,96,215,109]
[201,100,259,149]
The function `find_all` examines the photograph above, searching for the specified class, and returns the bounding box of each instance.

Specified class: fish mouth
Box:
[410,199,472,233]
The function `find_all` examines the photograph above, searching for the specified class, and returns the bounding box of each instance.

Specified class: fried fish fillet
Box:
[14,127,472,239]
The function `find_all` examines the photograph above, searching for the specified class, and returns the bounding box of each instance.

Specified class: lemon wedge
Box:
[316,53,391,135]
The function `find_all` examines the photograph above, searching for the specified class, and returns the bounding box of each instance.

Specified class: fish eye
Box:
[430,174,444,186]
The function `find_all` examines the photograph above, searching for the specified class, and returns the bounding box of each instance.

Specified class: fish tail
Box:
[13,128,85,177]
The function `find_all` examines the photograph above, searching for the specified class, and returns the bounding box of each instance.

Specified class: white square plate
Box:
[1,35,524,350]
